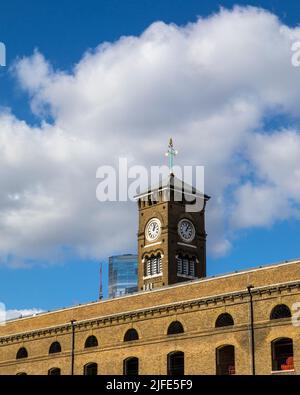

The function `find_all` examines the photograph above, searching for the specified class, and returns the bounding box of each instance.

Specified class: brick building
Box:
[0,172,299,375]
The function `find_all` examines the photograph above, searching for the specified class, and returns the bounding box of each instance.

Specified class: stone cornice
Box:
[0,280,299,345]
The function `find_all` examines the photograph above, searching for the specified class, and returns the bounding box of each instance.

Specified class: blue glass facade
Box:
[108,254,138,298]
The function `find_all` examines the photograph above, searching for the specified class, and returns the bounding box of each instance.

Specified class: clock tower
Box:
[135,140,210,291]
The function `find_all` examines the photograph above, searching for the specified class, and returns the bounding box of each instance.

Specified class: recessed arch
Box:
[142,249,163,261]
[167,321,184,335]
[124,328,139,342]
[48,367,61,375]
[167,351,184,375]
[84,362,98,375]
[123,357,139,375]
[84,335,98,348]
[16,347,28,360]
[49,341,62,354]
[270,304,291,320]
[215,313,234,328]
[271,338,294,371]
[216,345,235,375]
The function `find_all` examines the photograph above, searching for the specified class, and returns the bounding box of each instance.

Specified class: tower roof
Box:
[134,173,210,200]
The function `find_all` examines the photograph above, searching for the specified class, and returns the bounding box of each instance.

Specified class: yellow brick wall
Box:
[0,260,299,375]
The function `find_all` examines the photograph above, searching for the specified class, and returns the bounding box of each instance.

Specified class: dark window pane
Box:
[49,342,62,354]
[16,347,28,359]
[84,363,98,375]
[84,336,98,348]
[168,352,184,375]
[48,368,61,375]
[215,313,234,328]
[124,329,139,342]
[270,305,291,320]
[167,321,184,335]
[124,357,139,375]
[272,338,294,371]
[216,345,235,375]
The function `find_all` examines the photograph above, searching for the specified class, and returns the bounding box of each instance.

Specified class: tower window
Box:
[182,256,189,275]
[144,254,162,277]
[176,255,182,274]
[156,253,162,274]
[189,257,195,277]
[152,256,158,273]
[176,254,196,277]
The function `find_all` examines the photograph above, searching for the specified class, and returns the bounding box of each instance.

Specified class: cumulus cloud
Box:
[231,130,300,228]
[1,6,300,265]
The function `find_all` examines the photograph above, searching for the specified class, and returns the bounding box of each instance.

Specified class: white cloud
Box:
[1,6,300,265]
[231,130,300,228]
[3,308,44,322]
[250,130,300,200]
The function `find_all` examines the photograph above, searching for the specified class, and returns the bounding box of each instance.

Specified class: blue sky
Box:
[1,0,300,314]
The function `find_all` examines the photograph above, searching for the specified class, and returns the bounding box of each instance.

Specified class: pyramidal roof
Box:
[134,173,210,200]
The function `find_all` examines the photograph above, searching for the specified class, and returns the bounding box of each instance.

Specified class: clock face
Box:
[146,218,161,241]
[178,219,195,243]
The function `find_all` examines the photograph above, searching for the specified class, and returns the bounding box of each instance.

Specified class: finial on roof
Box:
[165,137,178,175]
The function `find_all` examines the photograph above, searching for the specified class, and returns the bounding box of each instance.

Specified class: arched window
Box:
[176,254,196,277]
[189,256,196,277]
[84,335,98,348]
[144,254,162,276]
[215,313,234,328]
[176,254,183,274]
[167,321,184,335]
[271,338,294,371]
[216,345,235,375]
[48,368,61,375]
[49,341,62,354]
[16,372,27,375]
[156,253,162,274]
[152,255,157,274]
[144,255,150,276]
[270,304,291,320]
[145,255,153,277]
[167,351,184,375]
[124,328,139,342]
[123,357,139,375]
[182,255,189,275]
[16,347,28,359]
[84,362,98,375]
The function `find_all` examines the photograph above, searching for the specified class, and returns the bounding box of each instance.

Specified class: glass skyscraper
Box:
[108,254,138,298]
